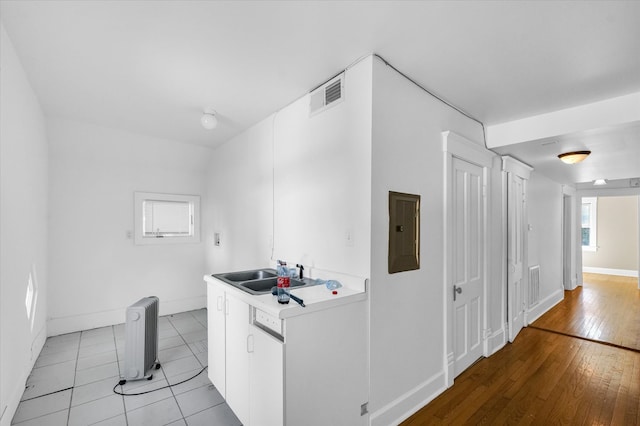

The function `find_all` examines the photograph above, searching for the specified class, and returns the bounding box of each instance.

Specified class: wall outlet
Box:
[629,178,640,188]
[126,230,132,239]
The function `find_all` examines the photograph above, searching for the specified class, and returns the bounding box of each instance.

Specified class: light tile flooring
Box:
[12,309,242,426]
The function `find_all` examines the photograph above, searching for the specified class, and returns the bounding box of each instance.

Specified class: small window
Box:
[134,192,200,245]
[581,197,597,251]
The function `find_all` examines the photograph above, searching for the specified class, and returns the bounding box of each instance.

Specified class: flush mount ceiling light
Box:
[593,179,607,186]
[558,150,591,164]
[200,107,218,130]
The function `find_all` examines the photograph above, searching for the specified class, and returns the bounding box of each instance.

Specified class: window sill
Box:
[582,245,598,252]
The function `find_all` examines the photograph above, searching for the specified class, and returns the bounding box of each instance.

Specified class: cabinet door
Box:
[207,282,226,397]
[250,325,283,426]
[225,295,250,426]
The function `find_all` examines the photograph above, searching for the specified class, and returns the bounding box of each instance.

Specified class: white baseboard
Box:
[446,352,454,387]
[1,325,46,426]
[1,371,28,426]
[527,288,564,325]
[47,295,206,336]
[582,267,638,278]
[487,326,506,356]
[369,372,446,426]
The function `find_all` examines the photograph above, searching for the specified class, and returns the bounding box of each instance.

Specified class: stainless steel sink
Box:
[241,277,305,293]
[221,270,275,282]
[213,268,313,295]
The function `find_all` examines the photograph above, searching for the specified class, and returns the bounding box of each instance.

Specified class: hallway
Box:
[402,274,640,425]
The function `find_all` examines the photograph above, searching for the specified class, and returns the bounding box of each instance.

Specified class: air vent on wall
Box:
[310,74,344,116]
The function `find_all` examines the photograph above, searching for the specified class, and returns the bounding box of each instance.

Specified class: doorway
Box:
[581,195,639,284]
[442,130,493,386]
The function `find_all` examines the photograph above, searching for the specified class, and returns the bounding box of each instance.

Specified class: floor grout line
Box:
[11,309,233,426]
[112,324,130,426]
[66,331,82,426]
[164,313,191,424]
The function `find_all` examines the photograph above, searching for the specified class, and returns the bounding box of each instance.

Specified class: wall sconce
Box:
[558,150,590,164]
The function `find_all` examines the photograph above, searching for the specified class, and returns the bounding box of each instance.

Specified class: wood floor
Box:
[401,274,640,425]
[532,273,640,351]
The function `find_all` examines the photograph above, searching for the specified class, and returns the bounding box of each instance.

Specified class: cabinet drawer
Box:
[253,308,283,338]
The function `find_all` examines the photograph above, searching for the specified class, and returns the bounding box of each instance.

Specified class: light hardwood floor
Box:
[401,274,640,425]
[531,273,640,351]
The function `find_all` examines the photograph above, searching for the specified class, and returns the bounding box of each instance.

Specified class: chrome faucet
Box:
[296,264,304,280]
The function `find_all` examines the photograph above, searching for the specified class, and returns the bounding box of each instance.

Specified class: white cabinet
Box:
[249,324,284,425]
[207,282,226,397]
[207,282,251,426]
[225,295,251,425]
[207,278,368,426]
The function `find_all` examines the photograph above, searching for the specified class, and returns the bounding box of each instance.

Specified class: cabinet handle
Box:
[247,334,254,353]
[217,295,223,312]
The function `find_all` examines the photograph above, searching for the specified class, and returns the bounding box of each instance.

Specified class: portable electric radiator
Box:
[123,296,160,381]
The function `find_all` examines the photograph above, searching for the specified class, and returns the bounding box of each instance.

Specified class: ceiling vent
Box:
[310,74,344,116]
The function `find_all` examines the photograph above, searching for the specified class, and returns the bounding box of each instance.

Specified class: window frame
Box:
[581,197,597,252]
[134,192,201,245]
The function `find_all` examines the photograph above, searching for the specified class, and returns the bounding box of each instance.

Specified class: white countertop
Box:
[204,274,367,319]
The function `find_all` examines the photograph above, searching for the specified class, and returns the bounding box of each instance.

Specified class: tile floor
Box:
[12,309,242,426]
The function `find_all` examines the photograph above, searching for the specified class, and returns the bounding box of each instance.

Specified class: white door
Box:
[452,157,485,377]
[507,172,526,342]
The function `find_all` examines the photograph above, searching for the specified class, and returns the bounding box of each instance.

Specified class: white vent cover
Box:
[529,265,540,307]
[310,74,344,116]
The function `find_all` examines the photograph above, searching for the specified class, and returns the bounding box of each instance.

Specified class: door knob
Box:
[453,285,462,301]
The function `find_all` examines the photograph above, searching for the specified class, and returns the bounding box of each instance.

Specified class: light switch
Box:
[345,229,354,246]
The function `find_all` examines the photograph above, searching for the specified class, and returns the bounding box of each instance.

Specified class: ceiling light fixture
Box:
[201,107,218,130]
[558,150,591,164]
[593,179,607,186]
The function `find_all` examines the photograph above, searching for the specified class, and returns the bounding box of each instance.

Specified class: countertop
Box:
[204,274,367,319]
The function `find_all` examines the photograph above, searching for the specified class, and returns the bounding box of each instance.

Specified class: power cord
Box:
[113,365,208,396]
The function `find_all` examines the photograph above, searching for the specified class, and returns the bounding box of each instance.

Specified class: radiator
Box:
[529,266,540,307]
[123,296,159,381]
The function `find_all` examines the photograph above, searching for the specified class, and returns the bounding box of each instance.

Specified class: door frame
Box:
[442,131,494,387]
[576,188,640,289]
[562,185,578,291]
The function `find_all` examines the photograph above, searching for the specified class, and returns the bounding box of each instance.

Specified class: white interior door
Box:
[507,172,526,342]
[452,157,485,377]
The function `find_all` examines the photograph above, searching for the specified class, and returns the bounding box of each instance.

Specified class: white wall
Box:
[205,57,373,280]
[582,196,638,273]
[204,118,274,273]
[47,118,211,335]
[272,62,372,277]
[527,172,564,321]
[369,57,485,425]
[0,24,49,426]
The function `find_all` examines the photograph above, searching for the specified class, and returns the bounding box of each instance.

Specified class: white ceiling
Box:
[2,1,640,184]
